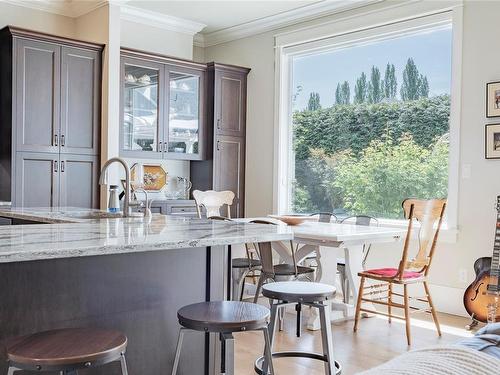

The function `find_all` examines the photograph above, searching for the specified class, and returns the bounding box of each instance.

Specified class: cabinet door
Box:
[60,47,100,155]
[214,136,245,218]
[59,154,99,209]
[14,152,59,208]
[120,57,164,159]
[165,66,206,160]
[15,39,60,153]
[215,70,246,137]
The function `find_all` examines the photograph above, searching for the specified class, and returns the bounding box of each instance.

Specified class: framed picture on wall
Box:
[485,124,500,159]
[486,81,500,117]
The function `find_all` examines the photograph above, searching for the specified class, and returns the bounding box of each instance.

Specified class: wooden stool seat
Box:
[177,301,270,333]
[172,301,275,374]
[6,328,128,373]
[262,281,335,303]
[231,257,261,268]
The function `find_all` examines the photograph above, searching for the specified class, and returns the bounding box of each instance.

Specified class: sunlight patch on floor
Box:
[373,314,474,338]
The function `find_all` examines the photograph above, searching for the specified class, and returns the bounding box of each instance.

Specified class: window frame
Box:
[273,7,463,231]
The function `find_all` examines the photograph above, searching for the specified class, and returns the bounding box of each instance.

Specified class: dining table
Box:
[239,217,407,330]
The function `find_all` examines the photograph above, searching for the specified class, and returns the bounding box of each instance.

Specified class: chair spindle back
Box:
[398,198,446,279]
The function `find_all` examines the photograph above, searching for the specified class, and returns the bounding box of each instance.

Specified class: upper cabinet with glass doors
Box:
[120,49,206,160]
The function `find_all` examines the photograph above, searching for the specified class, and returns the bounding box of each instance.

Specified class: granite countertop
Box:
[0,208,293,263]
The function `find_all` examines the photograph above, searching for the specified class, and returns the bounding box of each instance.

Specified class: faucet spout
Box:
[99,157,132,217]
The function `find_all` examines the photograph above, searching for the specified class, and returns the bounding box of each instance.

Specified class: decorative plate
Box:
[131,164,168,192]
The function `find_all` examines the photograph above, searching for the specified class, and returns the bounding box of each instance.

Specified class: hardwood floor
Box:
[234,306,472,374]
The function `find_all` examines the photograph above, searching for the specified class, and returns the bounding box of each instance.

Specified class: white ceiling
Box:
[126,0,325,34]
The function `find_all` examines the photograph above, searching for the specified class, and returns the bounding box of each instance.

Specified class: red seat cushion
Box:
[365,267,422,279]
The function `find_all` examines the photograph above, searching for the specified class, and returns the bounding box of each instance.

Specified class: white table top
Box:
[238,217,406,243]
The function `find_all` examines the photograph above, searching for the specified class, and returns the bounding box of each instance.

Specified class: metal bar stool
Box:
[5,328,128,375]
[171,301,275,375]
[208,216,262,301]
[254,281,341,375]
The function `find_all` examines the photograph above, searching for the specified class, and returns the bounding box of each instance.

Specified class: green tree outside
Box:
[307,92,321,110]
[354,72,368,104]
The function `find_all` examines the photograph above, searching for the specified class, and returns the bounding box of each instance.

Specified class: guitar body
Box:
[463,257,500,322]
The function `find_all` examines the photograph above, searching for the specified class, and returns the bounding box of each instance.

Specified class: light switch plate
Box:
[461,163,471,179]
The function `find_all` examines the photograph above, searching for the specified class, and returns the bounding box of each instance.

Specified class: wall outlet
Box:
[459,268,468,283]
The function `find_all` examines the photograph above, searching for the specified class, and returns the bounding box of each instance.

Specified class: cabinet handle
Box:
[53,160,58,172]
[216,140,220,151]
[217,118,221,129]
[54,134,58,146]
[61,161,65,173]
[61,135,65,147]
[158,141,162,152]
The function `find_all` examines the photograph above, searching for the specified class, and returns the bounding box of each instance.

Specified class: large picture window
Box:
[285,21,453,220]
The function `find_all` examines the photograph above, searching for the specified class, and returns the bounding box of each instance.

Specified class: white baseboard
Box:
[426,284,468,317]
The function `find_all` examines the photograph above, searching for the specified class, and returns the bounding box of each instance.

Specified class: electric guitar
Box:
[463,195,500,323]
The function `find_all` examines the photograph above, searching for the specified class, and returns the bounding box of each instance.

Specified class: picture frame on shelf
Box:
[130,163,168,191]
[486,81,500,118]
[485,124,500,159]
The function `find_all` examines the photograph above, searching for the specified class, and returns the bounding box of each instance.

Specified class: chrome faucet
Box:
[133,187,153,218]
[99,157,136,217]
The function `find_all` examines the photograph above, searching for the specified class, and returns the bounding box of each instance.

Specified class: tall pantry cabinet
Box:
[191,63,250,218]
[0,27,102,208]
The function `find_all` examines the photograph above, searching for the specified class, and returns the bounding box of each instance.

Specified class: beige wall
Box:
[121,20,193,60]
[0,2,75,37]
[202,0,500,313]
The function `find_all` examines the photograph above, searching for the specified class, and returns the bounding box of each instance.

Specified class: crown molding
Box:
[197,0,382,48]
[0,0,108,18]
[119,4,206,36]
[193,33,205,48]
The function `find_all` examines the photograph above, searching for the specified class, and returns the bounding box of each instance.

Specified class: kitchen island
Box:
[0,208,292,375]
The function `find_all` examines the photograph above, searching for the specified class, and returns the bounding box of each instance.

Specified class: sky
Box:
[292,27,453,111]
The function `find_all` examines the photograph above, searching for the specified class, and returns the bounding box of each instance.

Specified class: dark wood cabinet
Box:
[0,27,103,208]
[60,47,101,155]
[120,49,207,161]
[14,152,59,208]
[191,63,250,218]
[214,135,245,218]
[215,69,247,137]
[59,154,99,208]
[15,38,60,154]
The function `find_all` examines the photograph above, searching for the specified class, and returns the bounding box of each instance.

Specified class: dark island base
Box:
[0,245,229,375]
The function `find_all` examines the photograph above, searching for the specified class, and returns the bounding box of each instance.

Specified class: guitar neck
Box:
[488,214,500,293]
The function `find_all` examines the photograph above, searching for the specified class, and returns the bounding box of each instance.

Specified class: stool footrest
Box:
[254,351,341,375]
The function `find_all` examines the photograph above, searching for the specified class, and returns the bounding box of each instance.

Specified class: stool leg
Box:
[318,302,336,375]
[295,303,302,337]
[120,352,129,375]
[232,268,249,301]
[171,327,187,375]
[261,327,275,375]
[268,302,279,348]
[278,306,284,331]
[221,332,235,375]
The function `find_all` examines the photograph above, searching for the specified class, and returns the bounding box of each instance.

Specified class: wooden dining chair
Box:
[192,190,235,218]
[353,198,446,346]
